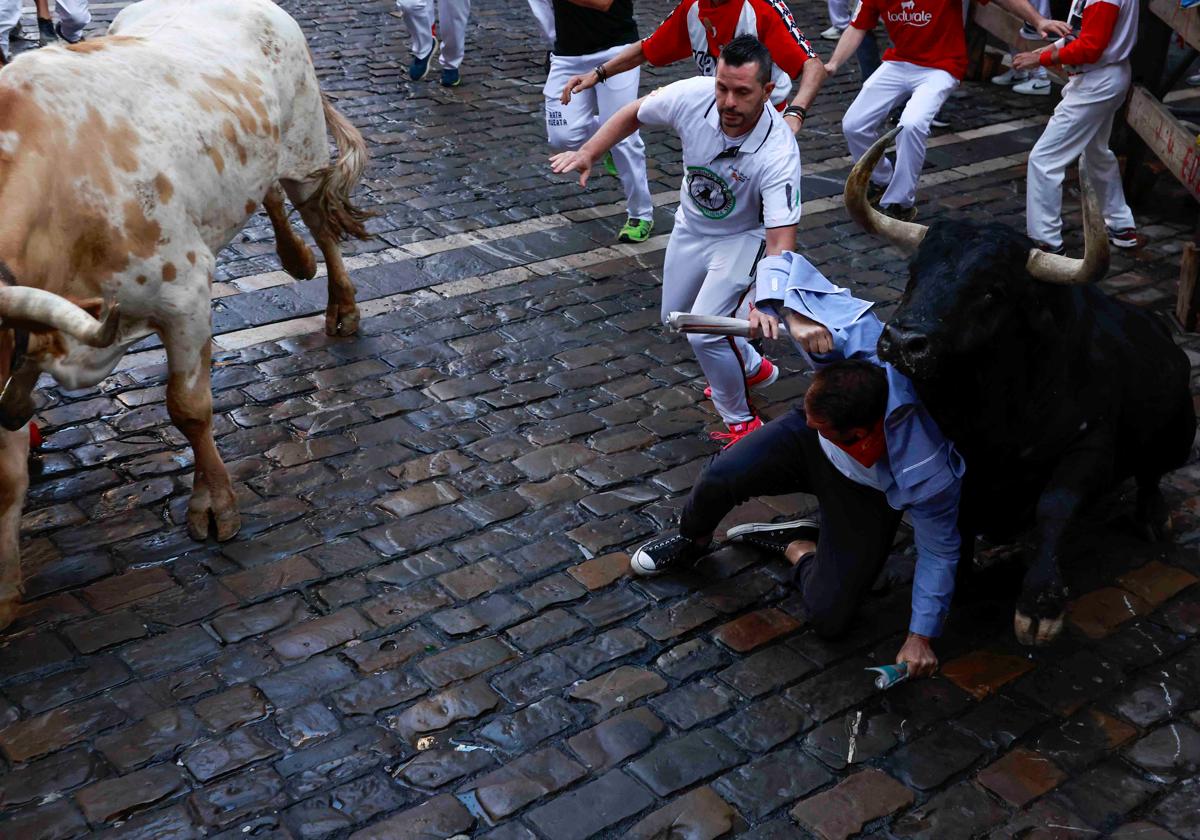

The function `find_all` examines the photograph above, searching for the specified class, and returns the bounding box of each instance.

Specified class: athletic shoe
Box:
[409,48,434,81]
[37,17,57,45]
[1034,240,1066,255]
[990,68,1026,85]
[726,517,820,557]
[441,67,461,87]
[54,22,81,44]
[1107,227,1144,249]
[630,533,711,576]
[880,203,917,222]
[820,25,845,40]
[704,357,778,399]
[930,116,949,129]
[9,21,37,42]
[710,415,764,449]
[1189,71,1200,86]
[867,181,888,205]
[618,218,653,243]
[1013,78,1051,96]
[1019,21,1043,40]
[603,151,618,177]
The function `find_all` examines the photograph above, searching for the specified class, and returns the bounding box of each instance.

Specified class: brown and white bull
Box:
[0,0,371,628]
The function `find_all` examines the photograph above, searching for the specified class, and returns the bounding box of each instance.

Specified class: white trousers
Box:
[527,0,555,44]
[662,224,766,425]
[827,0,850,30]
[0,0,19,60]
[544,45,653,221]
[55,0,90,42]
[1027,62,1135,248]
[396,0,470,69]
[843,60,959,208]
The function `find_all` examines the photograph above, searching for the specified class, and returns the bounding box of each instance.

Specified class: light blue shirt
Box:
[757,252,965,638]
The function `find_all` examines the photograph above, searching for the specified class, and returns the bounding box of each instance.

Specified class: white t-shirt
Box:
[637,76,803,237]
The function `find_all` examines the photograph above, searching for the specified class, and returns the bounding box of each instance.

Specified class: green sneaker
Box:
[618,218,654,243]
[603,151,618,177]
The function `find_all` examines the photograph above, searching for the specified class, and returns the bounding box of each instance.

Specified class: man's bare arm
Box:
[549,98,644,186]
[561,41,646,104]
[989,0,1072,37]
[824,26,868,74]
[783,60,827,134]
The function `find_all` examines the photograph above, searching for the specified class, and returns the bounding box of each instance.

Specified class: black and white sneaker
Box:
[629,534,710,576]
[726,517,820,557]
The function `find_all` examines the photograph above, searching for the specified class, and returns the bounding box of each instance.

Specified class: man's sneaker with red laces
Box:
[726,517,820,556]
[704,357,778,399]
[1107,227,1144,250]
[710,415,763,449]
[630,534,711,576]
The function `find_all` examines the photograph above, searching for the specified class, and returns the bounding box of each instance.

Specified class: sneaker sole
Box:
[1109,238,1138,249]
[1014,87,1050,96]
[726,517,819,540]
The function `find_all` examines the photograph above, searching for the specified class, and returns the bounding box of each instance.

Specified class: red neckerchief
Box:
[830,416,887,468]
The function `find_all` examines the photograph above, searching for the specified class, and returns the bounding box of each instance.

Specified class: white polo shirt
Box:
[637,76,803,238]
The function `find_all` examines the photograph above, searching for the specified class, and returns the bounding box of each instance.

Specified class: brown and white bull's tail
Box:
[306,95,372,241]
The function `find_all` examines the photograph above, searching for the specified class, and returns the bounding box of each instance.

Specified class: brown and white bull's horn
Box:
[1025,170,1110,285]
[0,287,120,347]
[844,126,929,255]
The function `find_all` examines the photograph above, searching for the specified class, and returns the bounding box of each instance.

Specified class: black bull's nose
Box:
[879,323,930,363]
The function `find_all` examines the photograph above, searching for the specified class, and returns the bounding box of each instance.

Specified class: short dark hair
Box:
[718,34,772,87]
[805,360,888,430]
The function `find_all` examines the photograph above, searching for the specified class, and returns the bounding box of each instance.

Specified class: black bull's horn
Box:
[843,126,1110,285]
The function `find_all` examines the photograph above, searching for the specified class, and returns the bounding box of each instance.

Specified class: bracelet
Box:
[594,64,608,84]
[782,105,807,122]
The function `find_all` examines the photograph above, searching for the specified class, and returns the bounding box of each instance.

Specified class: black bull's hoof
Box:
[1014,585,1068,646]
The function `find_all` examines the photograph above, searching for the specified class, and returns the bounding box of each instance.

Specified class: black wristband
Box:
[595,64,608,84]
[782,105,807,121]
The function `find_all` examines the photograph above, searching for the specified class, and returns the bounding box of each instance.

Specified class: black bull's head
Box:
[0,263,121,430]
[844,127,1110,381]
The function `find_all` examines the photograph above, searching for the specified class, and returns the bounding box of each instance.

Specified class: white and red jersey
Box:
[641,0,817,107]
[850,0,981,80]
[1041,0,1137,73]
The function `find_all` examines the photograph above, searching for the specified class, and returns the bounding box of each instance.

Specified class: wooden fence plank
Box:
[1149,0,1200,54]
[1125,84,1200,202]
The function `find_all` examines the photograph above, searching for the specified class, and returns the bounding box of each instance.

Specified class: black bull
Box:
[845,128,1195,646]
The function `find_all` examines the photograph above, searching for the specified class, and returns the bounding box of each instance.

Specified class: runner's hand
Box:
[550,150,595,188]
[784,311,834,354]
[749,309,780,340]
[561,73,596,105]
[1012,51,1041,71]
[896,632,938,678]
[1036,17,1071,38]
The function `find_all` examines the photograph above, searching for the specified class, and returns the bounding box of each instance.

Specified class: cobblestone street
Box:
[2,0,1200,837]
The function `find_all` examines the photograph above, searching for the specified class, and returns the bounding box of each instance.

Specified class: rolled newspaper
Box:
[865,662,909,689]
[667,311,793,337]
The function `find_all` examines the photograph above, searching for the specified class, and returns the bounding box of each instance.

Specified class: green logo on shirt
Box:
[686,166,735,220]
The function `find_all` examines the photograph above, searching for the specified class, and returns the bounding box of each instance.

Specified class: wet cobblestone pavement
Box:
[2,0,1200,838]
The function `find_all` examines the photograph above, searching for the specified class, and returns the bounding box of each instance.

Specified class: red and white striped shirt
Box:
[641,0,817,106]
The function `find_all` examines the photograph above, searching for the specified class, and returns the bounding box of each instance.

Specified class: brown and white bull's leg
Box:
[1016,440,1114,646]
[164,334,240,541]
[263,184,318,281]
[0,425,29,630]
[283,179,360,337]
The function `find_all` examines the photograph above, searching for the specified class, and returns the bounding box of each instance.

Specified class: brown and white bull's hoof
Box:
[0,584,20,633]
[325,302,360,337]
[1014,610,1065,646]
[186,482,241,542]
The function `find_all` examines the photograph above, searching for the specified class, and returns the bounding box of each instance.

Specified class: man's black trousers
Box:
[680,406,903,638]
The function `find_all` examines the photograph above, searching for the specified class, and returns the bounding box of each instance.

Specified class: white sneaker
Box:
[930,117,949,129]
[820,25,845,40]
[991,68,1026,85]
[1188,71,1200,86]
[1013,78,1051,96]
[1019,22,1042,39]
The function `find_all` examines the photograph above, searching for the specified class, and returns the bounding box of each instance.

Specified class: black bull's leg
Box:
[1015,432,1115,646]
